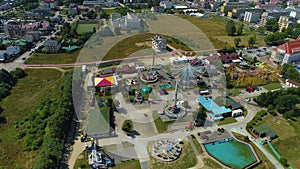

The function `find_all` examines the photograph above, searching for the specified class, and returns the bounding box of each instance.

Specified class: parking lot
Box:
[242,46,273,58]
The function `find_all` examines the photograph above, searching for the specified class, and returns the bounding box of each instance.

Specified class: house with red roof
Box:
[274,38,300,65]
[151,6,164,13]
[41,0,57,9]
[218,52,241,64]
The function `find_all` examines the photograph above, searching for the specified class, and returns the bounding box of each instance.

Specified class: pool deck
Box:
[203,130,232,144]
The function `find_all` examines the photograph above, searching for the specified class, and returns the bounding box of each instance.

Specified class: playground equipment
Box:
[88,140,112,169]
[133,92,144,104]
[140,70,159,83]
[152,138,182,162]
[164,81,187,119]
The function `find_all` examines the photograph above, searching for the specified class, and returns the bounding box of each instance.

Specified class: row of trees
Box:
[255,87,300,117]
[14,71,74,168]
[282,64,300,83]
[0,68,26,101]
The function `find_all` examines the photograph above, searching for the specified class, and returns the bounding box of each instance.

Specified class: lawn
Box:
[0,69,64,168]
[25,50,80,64]
[190,135,203,154]
[179,15,266,49]
[152,111,174,133]
[112,160,141,169]
[202,158,223,169]
[255,115,300,167]
[233,132,274,169]
[262,82,282,91]
[77,24,97,34]
[87,107,110,134]
[74,153,89,169]
[103,8,118,15]
[218,117,238,126]
[149,141,197,169]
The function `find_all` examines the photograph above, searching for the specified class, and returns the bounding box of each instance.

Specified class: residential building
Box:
[43,40,61,53]
[244,11,261,23]
[260,11,290,26]
[159,1,173,9]
[151,6,164,13]
[220,2,249,14]
[6,46,21,56]
[124,13,140,30]
[286,79,300,87]
[4,21,22,38]
[256,4,282,11]
[41,0,58,9]
[278,16,296,32]
[110,12,121,27]
[152,35,167,53]
[290,10,300,19]
[218,52,240,64]
[0,3,10,11]
[229,8,264,18]
[32,8,52,17]
[83,0,103,7]
[68,3,79,15]
[25,31,40,41]
[273,38,300,64]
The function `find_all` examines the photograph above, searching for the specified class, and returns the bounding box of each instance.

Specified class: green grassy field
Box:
[255,115,300,167]
[0,69,63,168]
[202,158,223,169]
[190,135,203,154]
[179,15,265,49]
[262,82,282,91]
[149,141,197,169]
[218,117,238,126]
[77,24,97,34]
[152,111,174,133]
[25,50,80,64]
[112,160,141,169]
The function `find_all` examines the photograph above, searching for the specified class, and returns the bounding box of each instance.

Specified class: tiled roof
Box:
[278,39,300,54]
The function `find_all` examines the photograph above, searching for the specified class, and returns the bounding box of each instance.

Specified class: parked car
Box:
[245,98,251,102]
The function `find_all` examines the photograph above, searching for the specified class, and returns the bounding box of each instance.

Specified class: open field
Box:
[149,141,197,169]
[103,33,192,60]
[179,15,266,49]
[25,50,80,64]
[256,115,300,167]
[77,24,97,34]
[0,69,63,168]
[262,82,282,91]
[112,160,141,169]
[202,158,223,169]
[233,132,274,169]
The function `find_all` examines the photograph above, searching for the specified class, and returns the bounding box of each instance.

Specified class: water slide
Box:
[267,141,281,159]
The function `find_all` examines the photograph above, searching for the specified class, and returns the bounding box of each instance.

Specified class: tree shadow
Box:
[0,116,7,124]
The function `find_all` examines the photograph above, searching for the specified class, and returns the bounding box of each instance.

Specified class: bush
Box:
[279,158,289,167]
[122,120,133,133]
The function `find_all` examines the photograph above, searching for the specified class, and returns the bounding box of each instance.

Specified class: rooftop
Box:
[278,39,300,54]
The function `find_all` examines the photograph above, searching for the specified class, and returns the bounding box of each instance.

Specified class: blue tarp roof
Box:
[196,96,231,116]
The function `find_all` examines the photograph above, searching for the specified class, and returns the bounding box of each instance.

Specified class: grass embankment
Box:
[190,135,203,154]
[252,114,300,167]
[0,69,63,168]
[179,15,265,49]
[149,141,197,169]
[152,111,174,133]
[103,33,193,60]
[25,50,80,64]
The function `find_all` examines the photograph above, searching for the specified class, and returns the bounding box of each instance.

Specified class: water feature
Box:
[204,138,257,169]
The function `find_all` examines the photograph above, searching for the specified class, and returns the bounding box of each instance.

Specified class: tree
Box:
[248,36,256,47]
[257,26,265,35]
[234,38,241,47]
[11,68,26,79]
[226,21,236,36]
[265,18,279,32]
[282,64,300,83]
[194,106,207,127]
[264,32,286,45]
[236,24,244,35]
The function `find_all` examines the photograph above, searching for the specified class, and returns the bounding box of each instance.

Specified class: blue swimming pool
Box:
[204,138,257,169]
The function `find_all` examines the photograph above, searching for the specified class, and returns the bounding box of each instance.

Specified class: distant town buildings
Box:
[151,6,164,13]
[43,39,61,53]
[41,0,58,9]
[244,11,261,23]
